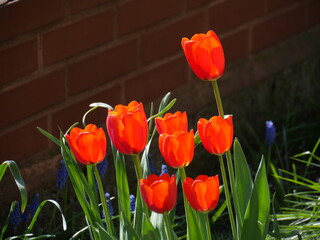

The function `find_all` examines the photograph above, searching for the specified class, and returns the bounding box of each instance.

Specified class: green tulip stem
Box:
[218,155,237,240]
[93,164,114,235]
[212,79,238,240]
[211,80,224,117]
[164,213,174,240]
[179,167,192,238]
[132,154,150,218]
[212,79,236,192]
[199,212,212,240]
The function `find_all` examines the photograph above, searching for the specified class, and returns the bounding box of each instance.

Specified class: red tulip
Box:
[155,111,188,135]
[66,124,106,165]
[183,175,220,212]
[197,115,233,155]
[140,173,177,213]
[159,130,194,168]
[106,101,148,155]
[181,30,225,81]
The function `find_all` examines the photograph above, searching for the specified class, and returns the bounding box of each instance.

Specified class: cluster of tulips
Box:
[41,30,270,240]
[66,101,232,213]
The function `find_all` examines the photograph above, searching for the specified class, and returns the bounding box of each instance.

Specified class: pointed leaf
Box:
[141,213,161,240]
[97,223,117,240]
[240,157,270,240]
[150,212,167,239]
[26,199,67,234]
[89,102,113,110]
[233,138,253,230]
[37,127,61,146]
[0,160,27,212]
[120,212,140,240]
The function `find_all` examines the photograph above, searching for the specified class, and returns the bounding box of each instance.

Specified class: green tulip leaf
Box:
[240,157,270,240]
[97,223,117,240]
[141,213,161,240]
[37,127,61,147]
[233,138,253,231]
[89,102,113,110]
[119,212,140,240]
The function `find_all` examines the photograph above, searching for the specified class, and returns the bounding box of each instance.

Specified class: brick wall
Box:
[0,0,319,202]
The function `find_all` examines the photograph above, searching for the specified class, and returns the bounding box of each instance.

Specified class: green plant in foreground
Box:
[0,161,66,239]
[269,138,320,240]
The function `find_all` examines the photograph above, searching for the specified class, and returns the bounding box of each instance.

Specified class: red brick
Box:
[187,0,209,9]
[118,0,184,35]
[52,85,122,136]
[267,0,298,12]
[43,10,114,66]
[307,0,320,27]
[252,5,306,52]
[124,58,187,103]
[209,0,265,33]
[0,117,48,162]
[141,12,206,64]
[69,40,137,95]
[221,28,249,63]
[0,0,64,42]
[0,39,38,85]
[0,70,65,128]
[70,0,112,14]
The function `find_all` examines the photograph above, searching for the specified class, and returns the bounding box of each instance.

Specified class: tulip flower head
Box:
[183,175,220,212]
[140,173,177,213]
[155,111,188,135]
[66,124,107,165]
[159,130,194,168]
[106,101,148,155]
[197,115,233,155]
[181,30,225,81]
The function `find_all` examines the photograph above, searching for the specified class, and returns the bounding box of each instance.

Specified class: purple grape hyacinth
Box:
[161,164,168,175]
[56,160,68,190]
[9,201,22,230]
[129,194,136,212]
[97,158,108,177]
[265,120,276,147]
[105,193,114,216]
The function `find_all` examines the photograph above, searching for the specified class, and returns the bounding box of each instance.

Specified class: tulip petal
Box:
[193,180,209,211]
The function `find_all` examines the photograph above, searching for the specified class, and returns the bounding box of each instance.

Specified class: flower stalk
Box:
[164,213,174,240]
[93,164,114,235]
[132,154,149,218]
[212,80,237,240]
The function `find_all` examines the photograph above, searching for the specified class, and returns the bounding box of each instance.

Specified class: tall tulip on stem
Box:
[65,124,114,236]
[140,174,177,240]
[182,30,237,240]
[106,101,150,219]
[183,175,220,240]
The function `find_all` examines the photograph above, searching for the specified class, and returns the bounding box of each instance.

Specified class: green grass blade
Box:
[37,127,61,146]
[211,200,227,223]
[97,223,116,240]
[0,201,17,239]
[25,199,67,236]
[0,160,27,212]
[112,148,130,222]
[147,99,176,122]
[89,102,113,110]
